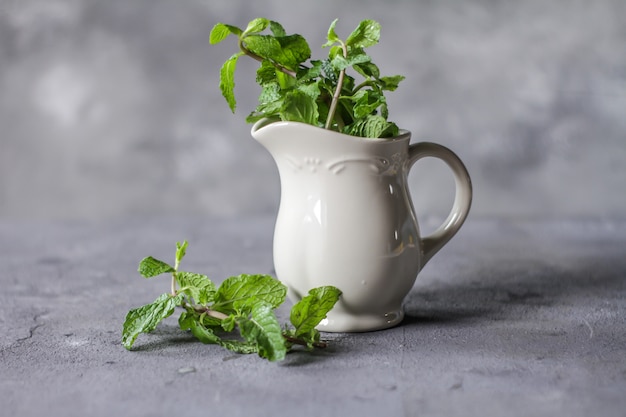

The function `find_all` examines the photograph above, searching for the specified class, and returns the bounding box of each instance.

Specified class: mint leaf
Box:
[180,311,259,354]
[298,60,324,82]
[176,272,216,305]
[219,52,244,112]
[297,82,321,100]
[269,20,286,37]
[275,69,296,89]
[122,293,184,350]
[243,18,270,36]
[138,257,175,278]
[330,52,371,72]
[344,115,399,138]
[256,60,279,85]
[243,35,282,61]
[179,312,222,344]
[258,82,281,105]
[276,34,311,69]
[347,89,386,119]
[246,100,282,123]
[290,286,341,337]
[237,302,286,361]
[353,60,380,79]
[378,75,405,91]
[213,274,287,313]
[220,313,237,332]
[345,20,381,49]
[244,34,310,71]
[218,339,259,355]
[209,23,242,44]
[323,18,340,47]
[280,89,319,125]
[175,240,188,266]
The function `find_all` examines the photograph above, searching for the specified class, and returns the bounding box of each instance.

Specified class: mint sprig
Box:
[122,241,341,362]
[210,18,404,138]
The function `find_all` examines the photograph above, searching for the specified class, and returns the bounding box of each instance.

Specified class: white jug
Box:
[252,119,472,332]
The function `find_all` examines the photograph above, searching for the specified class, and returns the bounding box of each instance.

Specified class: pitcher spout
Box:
[250,117,281,140]
[251,118,328,154]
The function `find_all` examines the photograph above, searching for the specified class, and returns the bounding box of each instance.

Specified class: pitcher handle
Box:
[407,142,473,265]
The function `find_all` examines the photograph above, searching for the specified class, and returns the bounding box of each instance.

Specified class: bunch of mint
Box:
[210,18,405,138]
[122,241,341,362]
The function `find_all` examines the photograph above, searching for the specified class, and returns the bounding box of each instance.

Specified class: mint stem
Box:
[171,259,179,296]
[192,304,229,321]
[325,42,348,130]
[283,334,328,349]
[353,79,374,92]
[171,274,177,296]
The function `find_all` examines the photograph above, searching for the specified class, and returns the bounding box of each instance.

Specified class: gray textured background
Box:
[1,0,625,221]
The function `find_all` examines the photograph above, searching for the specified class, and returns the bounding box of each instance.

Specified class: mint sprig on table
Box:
[122,241,341,362]
[210,18,405,138]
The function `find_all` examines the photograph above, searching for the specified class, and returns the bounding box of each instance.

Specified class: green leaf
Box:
[218,339,259,355]
[175,240,188,266]
[330,52,371,72]
[243,18,270,36]
[247,98,283,122]
[276,34,311,68]
[347,89,386,119]
[138,256,175,278]
[243,35,282,60]
[379,121,400,138]
[353,61,381,79]
[180,311,258,354]
[256,60,278,85]
[244,34,310,71]
[245,112,267,124]
[345,20,381,49]
[290,286,341,337]
[284,327,321,350]
[213,274,287,313]
[321,58,339,84]
[380,101,389,119]
[176,271,217,305]
[237,302,287,361]
[296,82,321,101]
[344,115,399,138]
[179,311,221,344]
[219,52,244,112]
[220,314,238,332]
[280,89,319,125]
[379,75,405,91]
[209,23,242,44]
[276,69,296,89]
[297,60,324,82]
[269,21,286,37]
[258,82,281,105]
[122,293,184,350]
[327,45,344,62]
[178,310,195,330]
[322,18,340,47]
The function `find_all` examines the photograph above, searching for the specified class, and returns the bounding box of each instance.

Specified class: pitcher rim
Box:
[251,118,411,143]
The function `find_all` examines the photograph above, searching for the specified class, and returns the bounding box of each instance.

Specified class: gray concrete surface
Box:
[1,216,625,417]
[1,0,626,220]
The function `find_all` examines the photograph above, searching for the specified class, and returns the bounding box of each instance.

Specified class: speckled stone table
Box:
[1,216,625,417]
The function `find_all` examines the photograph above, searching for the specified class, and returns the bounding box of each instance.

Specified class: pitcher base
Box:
[316,309,404,333]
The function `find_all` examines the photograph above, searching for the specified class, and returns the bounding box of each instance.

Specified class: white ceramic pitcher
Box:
[252,119,472,332]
